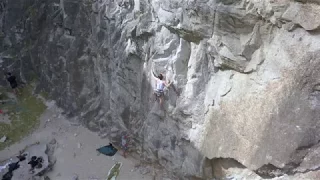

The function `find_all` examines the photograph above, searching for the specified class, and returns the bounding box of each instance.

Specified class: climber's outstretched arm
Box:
[151,70,159,81]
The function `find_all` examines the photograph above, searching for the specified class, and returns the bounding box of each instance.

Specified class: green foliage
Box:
[40,91,49,100]
[27,6,38,18]
[0,85,46,150]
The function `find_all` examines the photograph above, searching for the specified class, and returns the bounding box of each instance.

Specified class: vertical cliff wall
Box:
[1,0,320,179]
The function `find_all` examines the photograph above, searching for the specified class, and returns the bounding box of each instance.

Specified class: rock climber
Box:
[5,72,19,94]
[152,72,172,109]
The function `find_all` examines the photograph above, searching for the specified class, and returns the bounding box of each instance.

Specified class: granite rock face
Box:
[1,0,320,179]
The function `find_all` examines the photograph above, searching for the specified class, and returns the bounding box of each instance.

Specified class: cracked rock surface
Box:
[1,0,320,179]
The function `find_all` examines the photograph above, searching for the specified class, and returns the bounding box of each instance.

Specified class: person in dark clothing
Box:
[17,154,27,162]
[2,170,14,180]
[2,154,27,180]
[28,156,38,169]
[28,156,43,171]
[2,162,20,180]
[5,73,18,94]
[7,162,20,172]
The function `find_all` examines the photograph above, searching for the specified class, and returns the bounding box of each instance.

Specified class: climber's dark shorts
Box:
[121,144,128,151]
[10,82,17,89]
[154,90,164,97]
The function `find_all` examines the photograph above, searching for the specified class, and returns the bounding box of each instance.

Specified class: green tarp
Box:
[97,144,118,156]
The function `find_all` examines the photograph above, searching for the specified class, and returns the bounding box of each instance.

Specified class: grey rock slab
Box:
[0,136,6,143]
[282,2,320,31]
[2,0,320,179]
[72,174,79,180]
[294,144,320,173]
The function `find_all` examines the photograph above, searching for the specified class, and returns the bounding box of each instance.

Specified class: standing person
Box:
[121,134,129,158]
[152,72,172,109]
[2,153,27,180]
[5,72,19,94]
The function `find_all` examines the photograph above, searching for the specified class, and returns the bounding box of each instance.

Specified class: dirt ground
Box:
[0,100,153,180]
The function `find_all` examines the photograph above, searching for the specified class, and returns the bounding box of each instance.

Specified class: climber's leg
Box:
[154,91,158,102]
[159,95,165,110]
[154,90,165,110]
[154,90,162,102]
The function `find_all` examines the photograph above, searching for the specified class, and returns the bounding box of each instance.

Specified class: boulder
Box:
[0,136,7,143]
[282,2,320,31]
